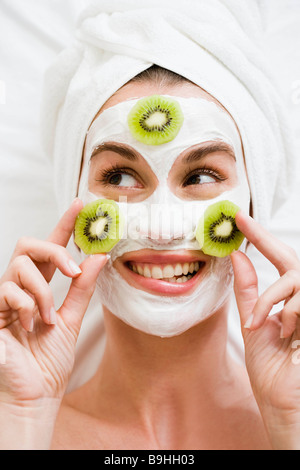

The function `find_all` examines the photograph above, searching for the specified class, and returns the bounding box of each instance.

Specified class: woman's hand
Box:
[0,198,108,448]
[231,211,300,450]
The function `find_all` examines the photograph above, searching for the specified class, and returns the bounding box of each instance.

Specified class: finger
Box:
[8,256,56,326]
[250,270,300,330]
[11,238,82,281]
[0,282,37,332]
[59,254,109,336]
[235,211,300,275]
[230,251,259,331]
[280,291,300,338]
[47,198,83,247]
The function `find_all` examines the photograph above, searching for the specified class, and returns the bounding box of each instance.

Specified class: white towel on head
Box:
[41,0,297,228]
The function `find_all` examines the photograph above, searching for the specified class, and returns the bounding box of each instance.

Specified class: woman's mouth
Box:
[114,250,208,296]
[127,260,202,283]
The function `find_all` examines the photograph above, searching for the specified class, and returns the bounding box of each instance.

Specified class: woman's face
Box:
[78,81,251,337]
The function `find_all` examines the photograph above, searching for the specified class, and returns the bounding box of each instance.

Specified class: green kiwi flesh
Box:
[195,200,244,257]
[127,95,184,145]
[74,199,123,254]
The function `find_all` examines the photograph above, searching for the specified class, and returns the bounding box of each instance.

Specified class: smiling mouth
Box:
[126,260,204,283]
[114,250,208,296]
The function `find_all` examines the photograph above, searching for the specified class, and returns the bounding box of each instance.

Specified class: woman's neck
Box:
[81,303,248,426]
[102,302,233,394]
[62,304,268,449]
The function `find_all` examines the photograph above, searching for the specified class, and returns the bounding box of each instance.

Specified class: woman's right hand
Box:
[0,199,108,429]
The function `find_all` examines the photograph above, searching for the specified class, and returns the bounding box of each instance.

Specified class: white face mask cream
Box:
[77,95,251,337]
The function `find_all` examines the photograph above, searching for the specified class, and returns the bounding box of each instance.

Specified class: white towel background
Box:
[0,0,300,391]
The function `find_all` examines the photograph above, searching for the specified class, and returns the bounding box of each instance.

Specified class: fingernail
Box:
[91,254,110,261]
[68,260,82,276]
[244,314,254,329]
[49,307,56,325]
[280,326,285,339]
[28,317,34,332]
[238,209,249,217]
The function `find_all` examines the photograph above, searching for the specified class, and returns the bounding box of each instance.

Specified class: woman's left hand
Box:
[231,211,300,450]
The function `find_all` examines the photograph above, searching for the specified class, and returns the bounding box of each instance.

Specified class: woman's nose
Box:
[135,204,192,242]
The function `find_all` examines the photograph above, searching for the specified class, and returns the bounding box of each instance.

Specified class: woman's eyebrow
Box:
[90,142,139,161]
[183,142,236,164]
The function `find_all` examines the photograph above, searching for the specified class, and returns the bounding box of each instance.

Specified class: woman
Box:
[0,63,300,450]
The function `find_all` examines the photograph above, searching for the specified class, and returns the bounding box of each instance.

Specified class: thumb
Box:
[59,254,109,335]
[230,251,259,332]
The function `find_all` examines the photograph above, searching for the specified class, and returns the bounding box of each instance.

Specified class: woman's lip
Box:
[119,249,209,265]
[114,249,209,296]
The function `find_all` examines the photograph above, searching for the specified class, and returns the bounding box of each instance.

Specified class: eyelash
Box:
[182,166,227,187]
[96,165,140,187]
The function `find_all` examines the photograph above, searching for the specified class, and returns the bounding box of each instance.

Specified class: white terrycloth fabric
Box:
[41,0,297,228]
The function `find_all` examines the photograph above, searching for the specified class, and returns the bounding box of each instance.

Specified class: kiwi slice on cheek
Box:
[196,200,244,258]
[127,95,184,145]
[74,199,123,254]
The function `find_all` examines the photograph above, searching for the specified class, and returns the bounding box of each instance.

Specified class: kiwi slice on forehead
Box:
[195,200,244,257]
[74,199,123,254]
[127,95,184,145]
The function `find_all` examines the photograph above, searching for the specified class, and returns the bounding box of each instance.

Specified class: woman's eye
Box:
[184,173,216,186]
[108,172,140,188]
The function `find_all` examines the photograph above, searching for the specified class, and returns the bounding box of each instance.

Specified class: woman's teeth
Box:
[128,261,202,283]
